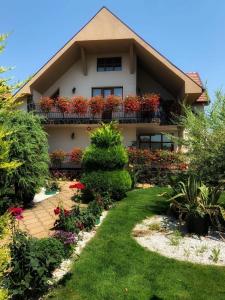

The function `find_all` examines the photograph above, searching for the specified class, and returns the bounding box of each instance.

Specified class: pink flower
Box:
[8,207,24,220]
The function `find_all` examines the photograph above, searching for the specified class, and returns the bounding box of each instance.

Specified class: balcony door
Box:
[92,87,123,120]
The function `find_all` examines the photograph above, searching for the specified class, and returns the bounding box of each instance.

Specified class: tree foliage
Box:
[178,90,225,183]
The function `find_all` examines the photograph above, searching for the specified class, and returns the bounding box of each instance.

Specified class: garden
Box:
[0,32,225,300]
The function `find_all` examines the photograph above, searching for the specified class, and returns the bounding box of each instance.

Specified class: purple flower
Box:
[54,230,78,245]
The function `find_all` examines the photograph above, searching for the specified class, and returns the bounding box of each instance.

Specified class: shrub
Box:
[123,96,140,113]
[6,231,66,298]
[0,111,49,206]
[90,123,121,148]
[127,148,153,165]
[70,147,83,164]
[82,144,128,171]
[105,95,121,111]
[88,96,105,116]
[71,96,88,115]
[39,97,54,112]
[81,170,132,200]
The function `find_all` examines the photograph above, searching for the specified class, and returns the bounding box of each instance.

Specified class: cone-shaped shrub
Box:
[81,123,131,200]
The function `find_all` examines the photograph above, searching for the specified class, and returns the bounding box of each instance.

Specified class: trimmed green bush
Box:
[90,123,121,147]
[82,144,128,171]
[81,170,132,200]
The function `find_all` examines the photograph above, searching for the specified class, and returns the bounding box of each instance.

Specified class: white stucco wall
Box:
[46,125,137,152]
[33,52,136,103]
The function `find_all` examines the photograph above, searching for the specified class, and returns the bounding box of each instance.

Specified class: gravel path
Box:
[133,215,225,266]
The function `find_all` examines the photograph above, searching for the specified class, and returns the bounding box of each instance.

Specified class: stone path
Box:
[19,181,81,238]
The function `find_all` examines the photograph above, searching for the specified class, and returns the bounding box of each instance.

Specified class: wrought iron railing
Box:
[28,103,173,125]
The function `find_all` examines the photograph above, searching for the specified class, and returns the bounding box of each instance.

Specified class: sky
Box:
[1,0,225,100]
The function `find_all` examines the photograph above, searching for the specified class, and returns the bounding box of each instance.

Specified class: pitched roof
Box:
[186,72,208,103]
[16,7,203,103]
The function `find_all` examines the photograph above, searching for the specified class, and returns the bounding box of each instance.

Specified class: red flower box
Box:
[88,96,105,116]
[56,97,71,113]
[141,94,160,112]
[39,97,54,112]
[124,96,140,113]
[71,96,88,115]
[105,95,121,112]
[70,148,83,164]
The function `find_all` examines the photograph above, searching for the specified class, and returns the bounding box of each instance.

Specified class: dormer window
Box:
[97,57,122,72]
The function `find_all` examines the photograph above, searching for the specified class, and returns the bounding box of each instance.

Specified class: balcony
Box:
[28,103,174,125]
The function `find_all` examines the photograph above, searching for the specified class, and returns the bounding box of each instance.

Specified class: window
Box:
[139,134,174,151]
[97,57,122,71]
[92,87,123,97]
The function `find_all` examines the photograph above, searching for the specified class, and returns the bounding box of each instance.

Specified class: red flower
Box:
[75,221,84,230]
[8,207,24,220]
[69,182,85,190]
[54,207,61,215]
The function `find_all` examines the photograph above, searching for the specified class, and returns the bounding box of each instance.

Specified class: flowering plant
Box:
[69,182,85,190]
[56,97,71,113]
[54,207,70,216]
[39,97,54,112]
[105,95,121,112]
[141,94,160,112]
[70,148,83,164]
[71,96,88,115]
[8,207,24,220]
[88,96,105,116]
[53,230,77,245]
[50,149,66,163]
[123,96,140,113]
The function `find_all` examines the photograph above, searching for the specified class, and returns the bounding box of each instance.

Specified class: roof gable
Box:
[17,7,203,100]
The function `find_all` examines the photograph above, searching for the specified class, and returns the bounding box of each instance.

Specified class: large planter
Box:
[186,214,209,235]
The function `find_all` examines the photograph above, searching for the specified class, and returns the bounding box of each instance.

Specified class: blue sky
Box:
[1,0,225,99]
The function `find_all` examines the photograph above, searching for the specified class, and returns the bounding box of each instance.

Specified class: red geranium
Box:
[39,97,54,112]
[56,97,71,113]
[105,95,121,112]
[123,96,140,113]
[70,148,83,164]
[54,207,70,216]
[69,182,85,190]
[88,96,105,116]
[8,207,24,220]
[71,96,88,115]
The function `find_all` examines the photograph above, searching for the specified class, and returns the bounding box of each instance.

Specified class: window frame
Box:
[92,87,123,98]
[97,57,122,72]
[139,133,174,151]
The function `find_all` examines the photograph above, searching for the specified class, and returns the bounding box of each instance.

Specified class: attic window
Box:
[51,88,60,100]
[97,57,122,72]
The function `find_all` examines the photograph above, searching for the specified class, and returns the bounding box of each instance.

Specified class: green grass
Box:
[49,188,225,300]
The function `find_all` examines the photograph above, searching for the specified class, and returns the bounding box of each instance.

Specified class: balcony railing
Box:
[28,103,173,125]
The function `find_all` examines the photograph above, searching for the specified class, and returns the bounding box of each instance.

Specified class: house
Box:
[16,7,207,154]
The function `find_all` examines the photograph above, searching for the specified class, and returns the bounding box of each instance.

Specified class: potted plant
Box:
[105,95,121,112]
[39,97,54,112]
[56,97,71,113]
[88,95,105,117]
[71,96,88,116]
[70,147,83,164]
[142,94,160,112]
[123,96,140,114]
[50,149,66,167]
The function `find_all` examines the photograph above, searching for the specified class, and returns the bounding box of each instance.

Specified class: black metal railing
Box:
[28,103,173,125]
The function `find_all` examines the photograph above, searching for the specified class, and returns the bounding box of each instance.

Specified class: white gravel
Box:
[133,215,225,266]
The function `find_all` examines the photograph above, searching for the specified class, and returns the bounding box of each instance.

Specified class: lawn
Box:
[48,187,225,300]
